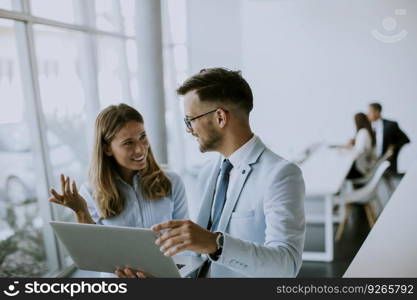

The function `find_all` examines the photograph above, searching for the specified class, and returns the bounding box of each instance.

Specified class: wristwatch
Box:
[210,232,224,261]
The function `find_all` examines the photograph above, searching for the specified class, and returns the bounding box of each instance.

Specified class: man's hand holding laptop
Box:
[115,220,219,278]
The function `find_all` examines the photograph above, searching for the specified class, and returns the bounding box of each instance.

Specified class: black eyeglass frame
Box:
[183,108,220,131]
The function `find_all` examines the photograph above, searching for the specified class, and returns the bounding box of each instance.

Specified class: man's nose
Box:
[186,127,193,134]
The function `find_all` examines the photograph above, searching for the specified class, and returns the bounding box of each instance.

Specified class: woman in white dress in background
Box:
[346,112,377,179]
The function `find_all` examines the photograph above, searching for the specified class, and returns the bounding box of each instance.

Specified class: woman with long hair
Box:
[49,103,188,230]
[346,112,377,179]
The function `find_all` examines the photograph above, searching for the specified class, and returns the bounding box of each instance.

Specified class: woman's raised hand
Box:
[49,174,88,214]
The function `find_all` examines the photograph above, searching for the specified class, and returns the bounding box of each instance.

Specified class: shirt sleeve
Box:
[167,172,189,220]
[79,183,103,224]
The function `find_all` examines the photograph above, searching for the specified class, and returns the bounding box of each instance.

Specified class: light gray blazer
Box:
[194,137,305,277]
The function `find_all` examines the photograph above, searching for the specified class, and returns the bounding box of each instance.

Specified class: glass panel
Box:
[97,35,126,108]
[120,0,135,36]
[166,0,187,44]
[126,39,138,104]
[33,24,89,226]
[165,0,188,85]
[0,19,49,277]
[0,0,12,10]
[30,0,77,24]
[172,45,188,84]
[95,0,119,33]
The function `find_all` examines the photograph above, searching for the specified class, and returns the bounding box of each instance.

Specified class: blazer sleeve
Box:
[213,163,306,277]
[392,121,410,149]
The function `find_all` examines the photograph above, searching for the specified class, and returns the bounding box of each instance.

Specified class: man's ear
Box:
[104,144,113,157]
[216,108,228,129]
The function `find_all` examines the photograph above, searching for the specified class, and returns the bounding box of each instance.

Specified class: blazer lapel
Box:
[216,165,252,232]
[196,158,221,229]
[216,138,266,232]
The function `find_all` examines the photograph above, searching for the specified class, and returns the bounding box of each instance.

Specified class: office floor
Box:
[298,204,371,278]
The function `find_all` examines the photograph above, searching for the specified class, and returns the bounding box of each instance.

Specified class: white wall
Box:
[187,0,417,171]
[187,0,242,73]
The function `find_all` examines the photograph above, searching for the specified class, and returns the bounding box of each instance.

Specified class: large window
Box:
[0,0,139,277]
[0,19,49,277]
[31,0,77,24]
[0,1,12,11]
[97,35,130,108]
[33,24,89,226]
[1,0,189,278]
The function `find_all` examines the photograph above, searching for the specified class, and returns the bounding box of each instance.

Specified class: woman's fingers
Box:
[71,180,79,196]
[115,268,127,278]
[124,267,138,278]
[50,188,63,200]
[49,197,62,205]
[65,176,71,195]
[60,174,66,193]
[115,267,151,278]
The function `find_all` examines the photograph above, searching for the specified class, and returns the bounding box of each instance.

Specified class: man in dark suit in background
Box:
[367,102,410,174]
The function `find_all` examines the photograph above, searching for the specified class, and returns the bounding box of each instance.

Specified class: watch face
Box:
[217,233,224,248]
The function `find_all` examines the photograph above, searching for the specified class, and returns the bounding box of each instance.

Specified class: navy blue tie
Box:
[210,159,233,232]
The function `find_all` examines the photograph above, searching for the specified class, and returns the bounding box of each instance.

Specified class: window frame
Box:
[0,0,135,277]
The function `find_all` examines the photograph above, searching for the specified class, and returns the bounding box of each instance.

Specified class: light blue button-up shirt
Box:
[79,171,189,228]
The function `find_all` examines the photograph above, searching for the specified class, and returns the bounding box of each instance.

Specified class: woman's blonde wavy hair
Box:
[89,103,171,219]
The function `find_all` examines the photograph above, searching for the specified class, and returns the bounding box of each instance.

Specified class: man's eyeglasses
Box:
[183,108,218,131]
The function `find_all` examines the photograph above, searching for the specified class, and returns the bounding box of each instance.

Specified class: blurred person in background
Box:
[346,113,377,179]
[367,102,410,175]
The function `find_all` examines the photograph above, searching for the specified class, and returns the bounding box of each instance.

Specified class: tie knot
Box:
[221,159,233,174]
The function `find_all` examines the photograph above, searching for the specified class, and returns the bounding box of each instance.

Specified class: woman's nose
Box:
[134,143,144,154]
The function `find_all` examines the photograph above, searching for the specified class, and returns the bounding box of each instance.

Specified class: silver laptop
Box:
[50,221,204,278]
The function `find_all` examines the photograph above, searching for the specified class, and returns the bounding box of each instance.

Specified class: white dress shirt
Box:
[372,119,384,157]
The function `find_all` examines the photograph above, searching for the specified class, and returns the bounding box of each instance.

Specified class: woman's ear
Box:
[104,144,113,157]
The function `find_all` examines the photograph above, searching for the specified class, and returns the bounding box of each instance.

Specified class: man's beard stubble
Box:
[198,125,223,153]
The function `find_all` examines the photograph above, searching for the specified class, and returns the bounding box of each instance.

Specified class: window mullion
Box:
[13,18,61,275]
[74,0,100,153]
[112,0,133,103]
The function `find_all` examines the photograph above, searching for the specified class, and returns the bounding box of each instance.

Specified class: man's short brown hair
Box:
[177,68,253,114]
[369,102,382,113]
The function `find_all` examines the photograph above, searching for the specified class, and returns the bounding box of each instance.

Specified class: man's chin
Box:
[199,142,213,153]
[199,145,208,153]
[199,145,218,153]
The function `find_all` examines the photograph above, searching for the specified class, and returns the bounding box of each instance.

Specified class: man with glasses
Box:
[120,68,305,278]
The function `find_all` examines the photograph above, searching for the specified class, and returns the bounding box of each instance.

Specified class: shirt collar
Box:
[222,134,258,170]
[372,118,383,129]
[115,171,140,185]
